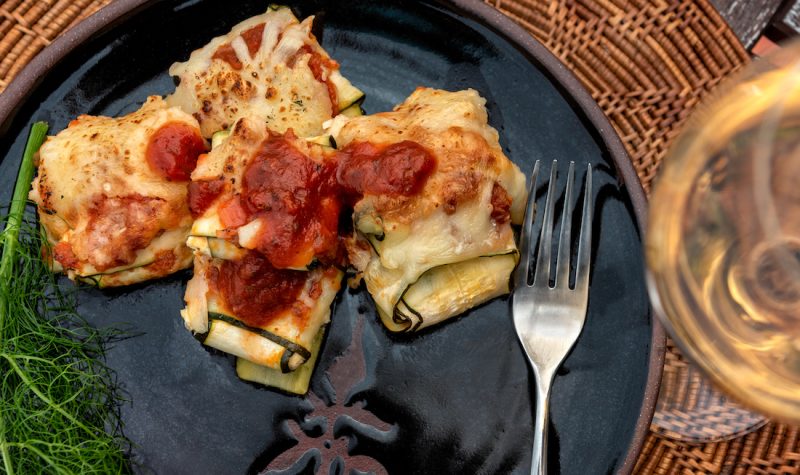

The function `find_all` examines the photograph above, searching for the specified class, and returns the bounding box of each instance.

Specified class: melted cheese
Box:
[331,88,527,331]
[29,96,201,286]
[167,6,362,138]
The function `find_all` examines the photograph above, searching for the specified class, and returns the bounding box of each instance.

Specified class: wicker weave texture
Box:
[0,0,797,473]
[488,0,749,192]
[0,0,111,91]
[636,422,800,474]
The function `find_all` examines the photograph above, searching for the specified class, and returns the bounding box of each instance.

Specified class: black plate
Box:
[0,1,663,473]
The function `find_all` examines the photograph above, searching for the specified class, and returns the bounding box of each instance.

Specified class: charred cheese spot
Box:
[490,183,512,224]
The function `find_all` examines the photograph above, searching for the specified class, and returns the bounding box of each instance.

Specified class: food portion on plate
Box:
[186,118,344,270]
[167,5,364,139]
[182,253,342,393]
[181,117,346,394]
[330,88,527,331]
[28,6,527,394]
[29,96,206,287]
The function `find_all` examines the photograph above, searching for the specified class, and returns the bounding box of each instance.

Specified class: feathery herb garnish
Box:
[0,122,131,474]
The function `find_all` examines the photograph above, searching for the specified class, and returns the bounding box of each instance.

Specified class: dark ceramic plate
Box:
[0,1,664,473]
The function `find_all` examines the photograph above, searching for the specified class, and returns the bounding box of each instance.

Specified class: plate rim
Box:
[0,0,665,473]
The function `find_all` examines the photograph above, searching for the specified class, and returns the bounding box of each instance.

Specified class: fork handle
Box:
[531,369,555,475]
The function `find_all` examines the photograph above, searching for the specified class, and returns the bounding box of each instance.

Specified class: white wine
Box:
[648,62,800,423]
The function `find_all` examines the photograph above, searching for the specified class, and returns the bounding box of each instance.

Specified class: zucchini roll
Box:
[183,117,345,393]
[330,88,528,331]
[181,253,341,393]
[29,96,206,287]
[167,5,364,139]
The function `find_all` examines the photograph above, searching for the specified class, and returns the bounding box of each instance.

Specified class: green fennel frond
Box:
[0,123,131,474]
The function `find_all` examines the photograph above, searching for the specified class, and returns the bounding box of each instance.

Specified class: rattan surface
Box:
[0,0,796,473]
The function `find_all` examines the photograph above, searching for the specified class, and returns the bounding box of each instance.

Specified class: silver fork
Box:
[512,160,593,475]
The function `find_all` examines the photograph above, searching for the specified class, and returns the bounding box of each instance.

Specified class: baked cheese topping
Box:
[29,96,206,287]
[329,88,528,331]
[167,6,363,139]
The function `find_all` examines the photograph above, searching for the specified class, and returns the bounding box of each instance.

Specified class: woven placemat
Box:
[0,0,112,90]
[1,0,797,473]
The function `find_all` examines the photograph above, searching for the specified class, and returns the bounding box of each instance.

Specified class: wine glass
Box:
[646,40,800,441]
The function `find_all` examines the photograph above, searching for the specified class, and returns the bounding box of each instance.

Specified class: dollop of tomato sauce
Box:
[215,252,307,328]
[215,133,341,269]
[289,45,340,116]
[146,122,207,181]
[188,178,225,218]
[336,141,436,200]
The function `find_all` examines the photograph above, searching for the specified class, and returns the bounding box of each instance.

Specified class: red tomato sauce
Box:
[211,43,243,70]
[215,251,307,328]
[289,45,340,116]
[218,198,249,231]
[188,178,225,218]
[213,133,341,269]
[336,141,436,200]
[241,24,265,56]
[146,122,207,181]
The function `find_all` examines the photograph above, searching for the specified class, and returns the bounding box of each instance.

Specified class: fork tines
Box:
[515,160,593,291]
